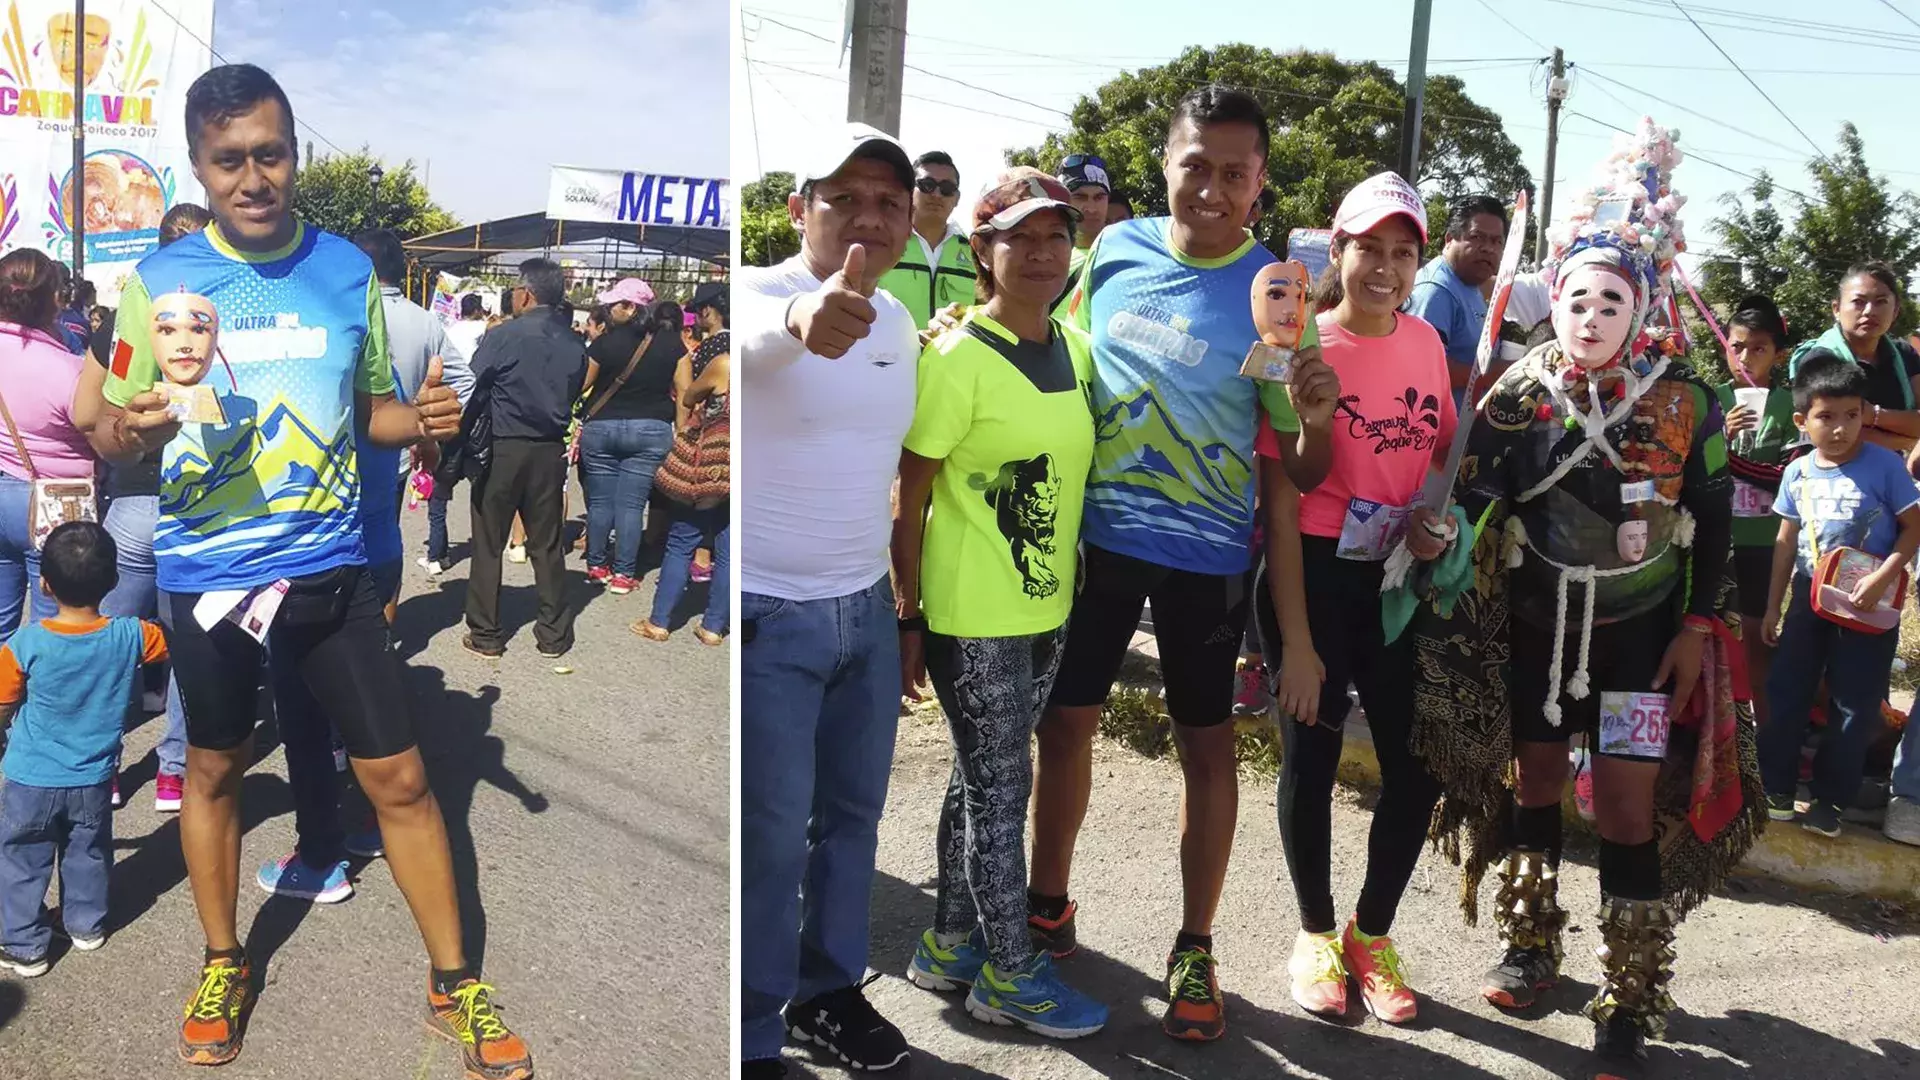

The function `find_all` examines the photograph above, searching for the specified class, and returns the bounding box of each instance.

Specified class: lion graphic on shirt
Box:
[971,454,1061,598]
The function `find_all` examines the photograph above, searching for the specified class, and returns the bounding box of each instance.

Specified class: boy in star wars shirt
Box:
[1407,121,1762,1072]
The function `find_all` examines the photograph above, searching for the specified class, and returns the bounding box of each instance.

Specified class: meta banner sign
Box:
[546,166,731,231]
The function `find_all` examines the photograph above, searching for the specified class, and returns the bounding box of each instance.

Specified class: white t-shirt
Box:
[738,255,919,602]
[446,318,488,373]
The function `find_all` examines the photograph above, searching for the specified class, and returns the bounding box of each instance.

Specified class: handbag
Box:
[1810,546,1908,633]
[0,387,96,550]
[654,402,729,510]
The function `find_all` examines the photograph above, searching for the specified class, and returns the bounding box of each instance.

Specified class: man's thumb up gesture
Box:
[787,243,878,359]
[414,355,462,443]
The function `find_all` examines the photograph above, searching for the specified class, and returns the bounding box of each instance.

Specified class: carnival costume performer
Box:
[1403,119,1766,1070]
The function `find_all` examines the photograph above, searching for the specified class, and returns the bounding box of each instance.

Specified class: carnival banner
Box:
[0,0,212,301]
[546,165,731,231]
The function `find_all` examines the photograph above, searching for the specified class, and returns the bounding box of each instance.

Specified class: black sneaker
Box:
[1802,800,1843,838]
[1765,793,1796,822]
[1028,899,1078,958]
[1593,1011,1648,1065]
[1481,945,1558,1009]
[741,1059,787,1080]
[0,948,48,977]
[785,974,908,1071]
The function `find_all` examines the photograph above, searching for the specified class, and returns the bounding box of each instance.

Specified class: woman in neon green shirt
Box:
[892,168,1105,1039]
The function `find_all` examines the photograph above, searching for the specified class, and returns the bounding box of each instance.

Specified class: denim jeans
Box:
[99,495,187,778]
[1895,715,1920,801]
[740,576,900,1061]
[0,474,54,642]
[650,502,729,634]
[1762,576,1900,806]
[580,418,674,577]
[426,475,462,563]
[0,778,112,958]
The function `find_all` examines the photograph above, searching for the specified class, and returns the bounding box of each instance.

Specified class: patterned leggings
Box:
[925,626,1068,971]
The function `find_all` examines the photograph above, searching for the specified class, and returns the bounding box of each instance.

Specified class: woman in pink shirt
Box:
[0,249,104,639]
[1251,174,1454,1026]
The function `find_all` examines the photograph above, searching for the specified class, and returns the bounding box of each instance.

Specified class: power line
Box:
[741,12,764,180]
[1663,0,1829,161]
[749,59,1068,129]
[1564,110,1818,204]
[1471,0,1550,53]
[1879,0,1920,32]
[149,0,349,157]
[1574,66,1813,162]
[1538,0,1920,54]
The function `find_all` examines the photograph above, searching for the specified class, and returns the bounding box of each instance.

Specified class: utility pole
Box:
[1397,0,1432,183]
[70,0,86,283]
[1537,47,1568,262]
[844,0,906,135]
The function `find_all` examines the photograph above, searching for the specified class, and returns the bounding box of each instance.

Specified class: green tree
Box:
[294,149,459,239]
[1006,46,1532,256]
[742,171,800,267]
[1703,123,1920,344]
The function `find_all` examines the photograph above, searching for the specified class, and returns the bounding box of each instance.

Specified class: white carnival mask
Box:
[1552,263,1637,369]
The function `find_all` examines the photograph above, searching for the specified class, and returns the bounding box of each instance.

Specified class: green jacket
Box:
[878,227,978,328]
[1788,322,1918,410]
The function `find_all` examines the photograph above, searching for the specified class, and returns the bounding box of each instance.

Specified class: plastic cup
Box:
[1733,386,1768,450]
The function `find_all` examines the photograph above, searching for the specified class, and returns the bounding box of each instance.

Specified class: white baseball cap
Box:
[795,122,914,192]
[1332,171,1430,245]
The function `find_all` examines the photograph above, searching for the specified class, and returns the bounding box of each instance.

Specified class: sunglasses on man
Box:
[1061,154,1107,171]
[915,176,960,197]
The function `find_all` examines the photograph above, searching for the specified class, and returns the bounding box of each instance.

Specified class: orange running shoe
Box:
[1342,919,1417,1024]
[427,976,535,1080]
[179,952,253,1066]
[1162,946,1225,1041]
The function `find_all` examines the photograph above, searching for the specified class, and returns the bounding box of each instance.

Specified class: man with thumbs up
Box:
[737,123,919,1077]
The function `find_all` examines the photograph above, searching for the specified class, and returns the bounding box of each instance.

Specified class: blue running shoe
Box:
[344,826,384,859]
[965,952,1108,1039]
[906,928,986,992]
[255,853,352,903]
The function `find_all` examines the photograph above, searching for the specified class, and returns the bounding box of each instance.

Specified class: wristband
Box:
[898,616,928,633]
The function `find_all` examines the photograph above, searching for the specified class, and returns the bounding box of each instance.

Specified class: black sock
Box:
[1027,890,1069,921]
[1512,802,1564,862]
[204,945,244,966]
[1597,839,1662,901]
[431,966,475,996]
[1173,930,1213,956]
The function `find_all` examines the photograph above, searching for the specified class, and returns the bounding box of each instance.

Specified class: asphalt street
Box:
[779,709,1920,1080]
[0,503,729,1078]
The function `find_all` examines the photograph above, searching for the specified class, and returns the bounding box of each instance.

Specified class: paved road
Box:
[0,506,729,1079]
[780,710,1920,1079]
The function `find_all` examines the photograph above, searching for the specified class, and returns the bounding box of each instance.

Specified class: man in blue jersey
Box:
[93,65,532,1078]
[1028,86,1339,1042]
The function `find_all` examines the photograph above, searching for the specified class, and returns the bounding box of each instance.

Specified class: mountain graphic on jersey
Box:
[161,394,359,538]
[1087,385,1251,553]
[971,453,1061,598]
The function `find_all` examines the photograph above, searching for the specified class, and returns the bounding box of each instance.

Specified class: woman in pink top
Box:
[1249,174,1454,1026]
[0,249,103,638]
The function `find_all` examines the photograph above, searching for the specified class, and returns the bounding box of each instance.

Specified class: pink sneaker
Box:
[154,773,183,813]
[110,775,122,808]
[587,566,612,586]
[1231,664,1271,717]
[1289,930,1347,1017]
[609,574,638,596]
[1342,919,1417,1024]
[690,559,713,584]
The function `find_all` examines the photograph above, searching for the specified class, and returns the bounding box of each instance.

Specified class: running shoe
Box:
[345,825,385,859]
[1162,945,1225,1041]
[785,975,909,1072]
[62,927,106,952]
[1027,899,1078,958]
[1482,944,1557,1009]
[110,775,122,808]
[1766,793,1797,822]
[462,634,505,659]
[690,558,713,584]
[505,544,527,564]
[907,929,987,992]
[586,565,612,586]
[1342,919,1417,1024]
[179,952,252,1065]
[1231,664,1271,717]
[418,557,448,577]
[965,952,1108,1039]
[154,772,184,813]
[1802,800,1843,838]
[1289,929,1348,1017]
[0,948,47,977]
[1886,795,1920,847]
[1593,1011,1649,1065]
[608,574,638,596]
[427,976,535,1080]
[255,853,353,903]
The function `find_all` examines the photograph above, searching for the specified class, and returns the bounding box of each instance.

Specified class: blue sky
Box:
[737,0,1920,263]
[212,0,727,224]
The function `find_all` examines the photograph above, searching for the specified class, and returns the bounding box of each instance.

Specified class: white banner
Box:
[0,0,213,301]
[546,165,731,231]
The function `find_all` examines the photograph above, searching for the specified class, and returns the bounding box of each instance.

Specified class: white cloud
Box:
[219,0,726,225]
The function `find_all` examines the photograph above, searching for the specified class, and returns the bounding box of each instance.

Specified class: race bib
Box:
[1732,479,1772,518]
[1337,498,1410,562]
[1598,690,1672,760]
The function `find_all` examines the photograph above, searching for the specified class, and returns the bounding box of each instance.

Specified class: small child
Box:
[0,521,167,976]
[1760,351,1920,838]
